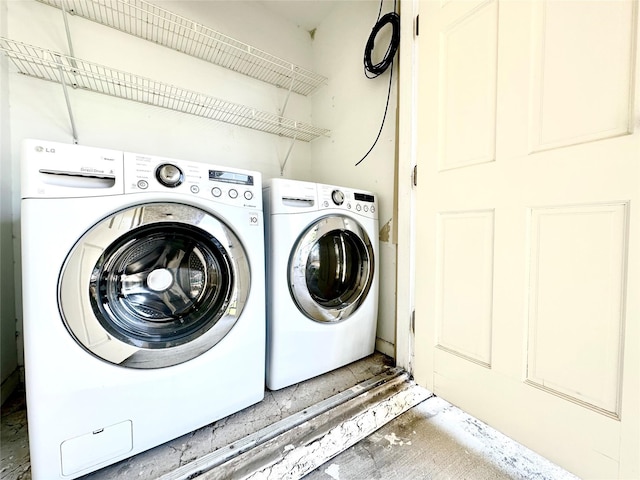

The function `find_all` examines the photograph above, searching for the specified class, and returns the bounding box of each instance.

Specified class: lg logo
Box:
[35,146,55,153]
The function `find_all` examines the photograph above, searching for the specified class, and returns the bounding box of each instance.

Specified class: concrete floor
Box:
[0,353,394,480]
[304,396,579,480]
[1,353,578,480]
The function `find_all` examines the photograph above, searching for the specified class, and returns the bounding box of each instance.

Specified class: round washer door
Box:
[59,202,250,369]
[289,215,374,323]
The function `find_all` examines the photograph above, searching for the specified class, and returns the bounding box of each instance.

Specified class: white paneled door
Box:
[414,1,639,478]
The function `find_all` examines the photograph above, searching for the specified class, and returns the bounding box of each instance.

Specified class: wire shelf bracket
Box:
[35,0,329,96]
[279,134,297,176]
[54,55,79,143]
[59,2,79,143]
[0,37,330,142]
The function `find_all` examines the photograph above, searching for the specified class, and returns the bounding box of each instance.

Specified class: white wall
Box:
[0,0,399,399]
[311,0,398,356]
[0,0,20,405]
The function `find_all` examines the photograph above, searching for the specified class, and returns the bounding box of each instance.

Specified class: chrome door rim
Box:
[288,215,374,323]
[58,202,250,369]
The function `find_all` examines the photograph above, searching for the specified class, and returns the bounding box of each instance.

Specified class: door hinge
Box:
[412,164,418,187]
[415,14,420,37]
[410,309,416,333]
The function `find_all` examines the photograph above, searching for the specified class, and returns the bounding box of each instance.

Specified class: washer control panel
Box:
[124,153,261,209]
[317,183,377,219]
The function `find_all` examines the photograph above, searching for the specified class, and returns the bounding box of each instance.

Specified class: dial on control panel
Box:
[156,164,184,188]
[331,190,345,206]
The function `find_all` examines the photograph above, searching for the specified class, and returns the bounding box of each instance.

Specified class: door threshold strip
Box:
[160,368,431,480]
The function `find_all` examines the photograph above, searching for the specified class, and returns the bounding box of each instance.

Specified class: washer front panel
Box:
[59,202,250,368]
[288,214,374,323]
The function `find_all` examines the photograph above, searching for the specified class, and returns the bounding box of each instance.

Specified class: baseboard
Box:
[375,337,395,358]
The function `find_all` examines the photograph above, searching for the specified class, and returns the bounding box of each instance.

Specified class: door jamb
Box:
[395,0,419,373]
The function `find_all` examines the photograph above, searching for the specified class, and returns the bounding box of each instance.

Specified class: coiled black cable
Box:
[356,1,400,167]
[364,11,400,79]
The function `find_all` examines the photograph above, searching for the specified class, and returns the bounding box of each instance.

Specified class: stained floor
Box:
[304,396,579,480]
[1,353,579,480]
[0,353,394,480]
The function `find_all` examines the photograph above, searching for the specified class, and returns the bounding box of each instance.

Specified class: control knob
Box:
[331,189,345,206]
[156,163,184,188]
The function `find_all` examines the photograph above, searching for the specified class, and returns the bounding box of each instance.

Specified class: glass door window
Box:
[289,215,374,323]
[59,202,250,368]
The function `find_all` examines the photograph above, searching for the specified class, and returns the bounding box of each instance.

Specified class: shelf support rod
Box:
[280,71,295,118]
[280,132,297,176]
[60,1,78,69]
[59,0,78,143]
[54,55,79,144]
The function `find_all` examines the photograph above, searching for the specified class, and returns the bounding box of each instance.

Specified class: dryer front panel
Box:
[288,215,375,323]
[58,202,250,368]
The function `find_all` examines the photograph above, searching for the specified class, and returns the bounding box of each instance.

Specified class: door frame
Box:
[395,0,419,372]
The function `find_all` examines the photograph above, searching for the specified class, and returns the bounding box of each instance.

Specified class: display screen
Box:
[209,170,254,186]
[354,192,375,203]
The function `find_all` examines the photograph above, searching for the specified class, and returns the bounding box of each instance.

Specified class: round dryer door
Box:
[289,215,374,323]
[58,202,250,369]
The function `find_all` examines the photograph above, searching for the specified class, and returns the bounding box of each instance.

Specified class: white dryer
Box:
[263,178,379,390]
[20,139,266,478]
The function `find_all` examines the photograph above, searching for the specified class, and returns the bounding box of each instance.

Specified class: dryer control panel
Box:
[123,153,262,210]
[317,183,377,219]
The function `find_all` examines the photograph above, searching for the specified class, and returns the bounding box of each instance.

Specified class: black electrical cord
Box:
[355,0,399,167]
[364,11,400,79]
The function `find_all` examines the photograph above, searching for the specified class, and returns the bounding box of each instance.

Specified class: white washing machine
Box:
[20,139,266,479]
[263,178,379,390]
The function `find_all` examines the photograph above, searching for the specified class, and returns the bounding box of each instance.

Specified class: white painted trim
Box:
[375,337,395,358]
[395,0,419,373]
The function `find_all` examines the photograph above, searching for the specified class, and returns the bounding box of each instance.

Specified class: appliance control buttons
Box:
[137,180,149,189]
[229,189,238,199]
[331,190,345,205]
[356,204,362,212]
[364,205,369,212]
[347,203,352,209]
[244,191,253,200]
[190,185,200,194]
[371,206,375,213]
[156,163,184,187]
[211,187,222,197]
[323,200,329,207]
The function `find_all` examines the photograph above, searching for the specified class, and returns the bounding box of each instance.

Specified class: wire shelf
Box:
[35,0,328,96]
[0,38,330,142]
